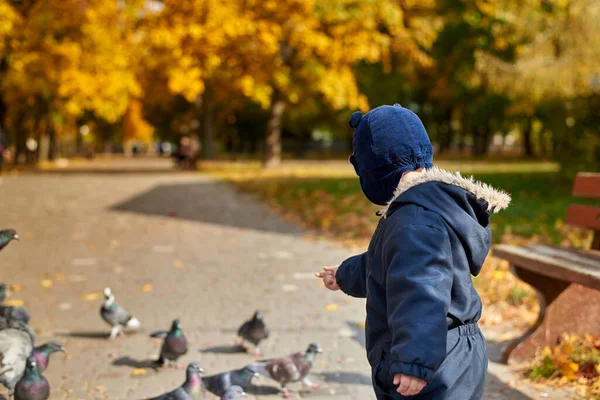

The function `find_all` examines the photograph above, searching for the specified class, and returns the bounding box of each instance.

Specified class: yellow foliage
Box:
[123,99,154,144]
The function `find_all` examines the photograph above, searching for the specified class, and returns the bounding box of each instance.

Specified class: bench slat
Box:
[573,173,600,198]
[493,244,600,290]
[529,245,600,268]
[566,204,600,232]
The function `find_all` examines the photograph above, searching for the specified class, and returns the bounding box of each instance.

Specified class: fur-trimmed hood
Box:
[379,166,511,218]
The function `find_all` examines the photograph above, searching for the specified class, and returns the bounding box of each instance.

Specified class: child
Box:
[315,104,510,399]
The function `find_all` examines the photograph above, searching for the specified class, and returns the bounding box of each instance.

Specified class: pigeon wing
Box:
[149,331,169,339]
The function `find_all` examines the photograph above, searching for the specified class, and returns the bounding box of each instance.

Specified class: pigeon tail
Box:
[150,331,168,339]
[126,317,141,331]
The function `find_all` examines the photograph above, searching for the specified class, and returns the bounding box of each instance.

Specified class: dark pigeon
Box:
[237,311,269,356]
[150,319,188,368]
[0,283,10,304]
[0,317,35,398]
[146,362,205,400]
[0,305,31,325]
[14,356,49,400]
[252,343,323,398]
[31,342,64,373]
[0,230,18,253]
[221,385,246,400]
[100,287,141,339]
[203,366,258,397]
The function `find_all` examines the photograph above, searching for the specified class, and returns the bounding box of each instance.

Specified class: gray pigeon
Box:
[100,287,141,339]
[0,306,31,325]
[14,356,49,400]
[146,362,205,400]
[150,319,187,368]
[237,311,269,356]
[0,230,18,253]
[252,343,323,398]
[221,385,246,400]
[203,366,258,396]
[31,342,65,373]
[0,317,36,398]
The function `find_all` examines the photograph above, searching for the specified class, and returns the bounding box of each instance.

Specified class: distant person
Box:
[316,104,510,399]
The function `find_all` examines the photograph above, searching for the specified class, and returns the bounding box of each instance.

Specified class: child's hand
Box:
[314,265,340,291]
[393,374,426,396]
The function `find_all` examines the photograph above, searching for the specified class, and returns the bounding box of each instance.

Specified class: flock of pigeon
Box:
[0,229,324,400]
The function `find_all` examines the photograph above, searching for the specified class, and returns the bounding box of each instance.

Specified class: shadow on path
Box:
[112,356,160,370]
[110,181,302,235]
[58,331,109,339]
[200,344,246,354]
[319,371,372,385]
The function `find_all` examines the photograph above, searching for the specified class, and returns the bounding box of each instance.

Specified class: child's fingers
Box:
[396,375,411,394]
[405,377,421,396]
[323,266,338,272]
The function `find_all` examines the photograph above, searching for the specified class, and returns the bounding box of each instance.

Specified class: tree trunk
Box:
[200,82,214,159]
[14,116,26,165]
[263,89,285,168]
[522,115,534,157]
[472,124,490,157]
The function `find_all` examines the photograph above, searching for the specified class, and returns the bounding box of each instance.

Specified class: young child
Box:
[316,104,510,399]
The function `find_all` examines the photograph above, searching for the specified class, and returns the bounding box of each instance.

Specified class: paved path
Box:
[0,167,577,399]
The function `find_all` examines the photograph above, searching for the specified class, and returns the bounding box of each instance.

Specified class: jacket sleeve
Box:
[335,252,368,298]
[383,222,453,383]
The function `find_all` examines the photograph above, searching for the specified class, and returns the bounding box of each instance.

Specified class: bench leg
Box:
[501,265,569,364]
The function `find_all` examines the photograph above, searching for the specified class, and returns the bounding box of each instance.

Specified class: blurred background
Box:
[0,0,598,172]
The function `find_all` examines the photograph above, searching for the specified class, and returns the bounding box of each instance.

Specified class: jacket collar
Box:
[379,166,511,217]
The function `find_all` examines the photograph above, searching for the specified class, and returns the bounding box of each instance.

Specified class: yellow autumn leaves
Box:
[528,334,600,398]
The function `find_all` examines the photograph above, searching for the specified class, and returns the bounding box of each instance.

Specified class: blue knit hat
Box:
[349,103,434,206]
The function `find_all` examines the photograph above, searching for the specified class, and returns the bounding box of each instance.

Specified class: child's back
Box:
[317,104,510,399]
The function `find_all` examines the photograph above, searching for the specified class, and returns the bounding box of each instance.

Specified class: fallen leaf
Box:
[24,232,32,239]
[58,303,72,311]
[131,369,147,376]
[10,284,23,292]
[55,274,66,281]
[141,284,153,292]
[559,362,579,381]
[110,240,120,248]
[40,280,53,288]
[82,293,100,301]
[325,304,339,312]
[88,243,96,249]
[5,299,24,306]
[173,260,184,268]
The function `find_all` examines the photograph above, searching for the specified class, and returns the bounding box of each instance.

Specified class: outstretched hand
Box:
[314,265,340,291]
[393,374,426,396]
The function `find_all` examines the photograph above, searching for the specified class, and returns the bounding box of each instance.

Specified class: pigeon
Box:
[237,311,269,356]
[0,230,18,253]
[0,317,36,398]
[14,356,49,400]
[0,283,10,303]
[150,319,188,368]
[251,343,323,398]
[221,385,246,400]
[0,305,31,325]
[100,287,141,339]
[203,366,259,397]
[31,342,64,373]
[146,362,205,400]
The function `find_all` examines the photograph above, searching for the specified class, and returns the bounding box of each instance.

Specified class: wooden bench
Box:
[493,172,600,364]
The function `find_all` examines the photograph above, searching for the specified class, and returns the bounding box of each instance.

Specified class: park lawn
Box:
[203,160,597,337]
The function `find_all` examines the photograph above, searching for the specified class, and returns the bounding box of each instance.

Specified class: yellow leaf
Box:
[558,361,579,380]
[140,284,153,292]
[595,363,600,375]
[5,299,24,306]
[173,260,184,268]
[325,303,339,312]
[492,270,506,280]
[55,274,66,281]
[541,346,552,358]
[40,280,53,288]
[10,284,23,292]
[82,293,100,301]
[131,368,147,376]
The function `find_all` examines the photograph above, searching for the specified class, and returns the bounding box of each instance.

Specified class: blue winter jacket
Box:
[336,167,510,398]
